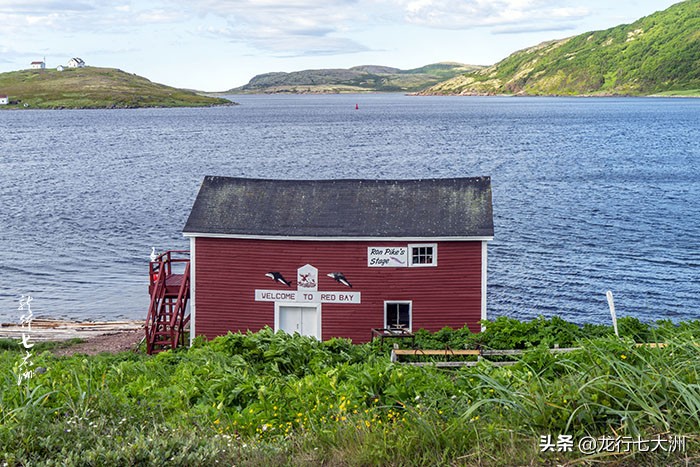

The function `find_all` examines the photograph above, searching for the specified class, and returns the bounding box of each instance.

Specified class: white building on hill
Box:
[68,58,85,68]
[30,60,45,69]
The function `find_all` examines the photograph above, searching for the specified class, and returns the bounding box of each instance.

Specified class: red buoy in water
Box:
[355,103,359,110]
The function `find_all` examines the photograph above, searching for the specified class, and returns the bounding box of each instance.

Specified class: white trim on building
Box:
[481,240,488,330]
[188,237,196,346]
[184,232,493,242]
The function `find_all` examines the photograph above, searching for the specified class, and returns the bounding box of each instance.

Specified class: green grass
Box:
[425,0,700,96]
[652,89,700,96]
[0,338,84,352]
[1,317,699,465]
[0,67,232,109]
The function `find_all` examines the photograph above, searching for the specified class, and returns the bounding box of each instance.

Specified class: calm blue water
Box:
[1,94,699,325]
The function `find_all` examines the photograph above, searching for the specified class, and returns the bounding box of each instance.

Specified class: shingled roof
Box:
[183,176,493,239]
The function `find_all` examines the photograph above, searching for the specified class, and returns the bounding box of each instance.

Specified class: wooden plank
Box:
[549,347,582,353]
[481,347,581,356]
[633,343,700,348]
[481,349,523,356]
[166,274,184,287]
[404,361,478,367]
[395,347,581,358]
[392,343,686,367]
[392,346,585,364]
[393,349,480,356]
[404,361,516,368]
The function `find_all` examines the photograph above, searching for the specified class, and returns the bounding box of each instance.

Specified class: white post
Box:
[606,290,619,338]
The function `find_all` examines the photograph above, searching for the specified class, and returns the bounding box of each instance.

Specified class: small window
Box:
[409,243,437,267]
[385,301,411,330]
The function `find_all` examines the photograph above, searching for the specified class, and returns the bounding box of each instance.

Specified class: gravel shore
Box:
[1,319,145,356]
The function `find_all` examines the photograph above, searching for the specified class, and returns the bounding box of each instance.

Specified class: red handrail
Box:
[169,261,190,348]
[145,265,168,354]
[146,250,191,354]
[149,250,190,289]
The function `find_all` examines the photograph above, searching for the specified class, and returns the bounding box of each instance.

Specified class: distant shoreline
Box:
[216,90,700,98]
[0,101,238,111]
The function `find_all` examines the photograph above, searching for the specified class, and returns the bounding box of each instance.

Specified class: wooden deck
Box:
[148,273,185,296]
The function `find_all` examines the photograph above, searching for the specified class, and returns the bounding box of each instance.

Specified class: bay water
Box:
[1,94,698,325]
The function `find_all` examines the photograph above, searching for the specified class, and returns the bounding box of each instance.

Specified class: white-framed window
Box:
[384,301,412,331]
[408,243,437,267]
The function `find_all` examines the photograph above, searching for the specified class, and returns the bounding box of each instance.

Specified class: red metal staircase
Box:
[146,250,190,354]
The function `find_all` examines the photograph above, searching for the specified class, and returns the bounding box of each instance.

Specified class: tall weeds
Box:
[0,320,698,465]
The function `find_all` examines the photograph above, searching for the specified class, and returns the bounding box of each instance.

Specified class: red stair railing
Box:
[145,250,190,354]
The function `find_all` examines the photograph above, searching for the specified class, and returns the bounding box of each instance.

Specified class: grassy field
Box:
[651,90,700,97]
[1,316,698,466]
[0,67,231,109]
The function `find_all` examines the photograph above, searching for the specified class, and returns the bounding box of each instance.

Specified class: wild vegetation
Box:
[229,63,483,94]
[1,316,699,466]
[0,67,232,109]
[423,0,700,96]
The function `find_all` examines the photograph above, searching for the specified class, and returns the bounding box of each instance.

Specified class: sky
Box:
[0,0,683,91]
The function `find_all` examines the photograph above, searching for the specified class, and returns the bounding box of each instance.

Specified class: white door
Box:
[277,304,320,339]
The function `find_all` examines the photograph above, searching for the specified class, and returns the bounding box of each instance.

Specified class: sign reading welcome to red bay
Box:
[255,290,361,304]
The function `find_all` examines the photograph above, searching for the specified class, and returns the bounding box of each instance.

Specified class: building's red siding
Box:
[193,238,483,343]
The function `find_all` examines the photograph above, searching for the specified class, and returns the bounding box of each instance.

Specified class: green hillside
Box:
[228,62,483,94]
[423,0,700,96]
[0,67,232,109]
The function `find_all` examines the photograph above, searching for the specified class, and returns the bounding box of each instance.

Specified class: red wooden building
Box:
[182,176,493,344]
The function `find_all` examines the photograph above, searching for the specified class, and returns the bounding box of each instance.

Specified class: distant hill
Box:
[228,62,484,94]
[0,67,232,109]
[422,0,700,96]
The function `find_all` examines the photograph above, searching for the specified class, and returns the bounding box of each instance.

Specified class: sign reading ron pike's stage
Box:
[367,246,408,267]
[254,289,361,304]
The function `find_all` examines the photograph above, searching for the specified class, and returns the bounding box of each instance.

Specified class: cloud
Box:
[188,0,592,55]
[394,0,589,30]
[0,1,95,14]
[200,24,370,57]
[189,0,373,56]
[0,0,593,59]
[0,1,186,33]
[492,22,579,34]
[0,1,101,29]
[0,0,372,58]
[0,46,23,63]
